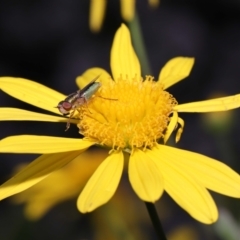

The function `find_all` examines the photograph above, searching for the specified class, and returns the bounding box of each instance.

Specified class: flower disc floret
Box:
[77,76,177,150]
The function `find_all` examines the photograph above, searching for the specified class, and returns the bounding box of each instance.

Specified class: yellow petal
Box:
[175,94,240,112]
[110,24,141,80]
[76,67,112,89]
[164,111,178,144]
[120,0,135,21]
[157,145,240,197]
[0,108,78,123]
[0,77,65,114]
[147,147,218,224]
[128,149,164,202]
[158,57,194,89]
[0,150,83,200]
[13,147,108,220]
[77,151,124,213]
[89,0,106,32]
[0,135,94,154]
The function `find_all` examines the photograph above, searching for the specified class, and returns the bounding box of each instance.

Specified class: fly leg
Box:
[65,109,76,131]
[97,96,118,101]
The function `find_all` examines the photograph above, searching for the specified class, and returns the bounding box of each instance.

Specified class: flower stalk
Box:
[128,12,152,75]
[145,202,168,240]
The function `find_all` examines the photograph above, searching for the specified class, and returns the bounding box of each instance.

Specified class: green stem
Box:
[128,12,152,76]
[145,202,168,240]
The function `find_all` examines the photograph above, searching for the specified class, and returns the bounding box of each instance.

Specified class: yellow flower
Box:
[89,0,159,32]
[0,23,240,224]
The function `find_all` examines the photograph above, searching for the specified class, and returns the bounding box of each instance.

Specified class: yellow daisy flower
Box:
[89,0,159,32]
[0,23,240,225]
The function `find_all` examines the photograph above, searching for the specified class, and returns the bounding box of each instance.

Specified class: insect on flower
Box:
[57,75,101,130]
[57,75,115,131]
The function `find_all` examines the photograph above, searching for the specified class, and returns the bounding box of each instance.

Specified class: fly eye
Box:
[62,101,72,111]
[57,101,72,115]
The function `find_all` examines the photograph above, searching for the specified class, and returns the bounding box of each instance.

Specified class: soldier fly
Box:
[57,75,115,131]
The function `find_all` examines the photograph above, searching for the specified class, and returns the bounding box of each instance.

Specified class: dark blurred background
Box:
[0,0,240,239]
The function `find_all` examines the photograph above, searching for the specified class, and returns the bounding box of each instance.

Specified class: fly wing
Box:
[80,75,100,93]
[64,75,101,104]
[81,82,101,101]
[64,92,79,102]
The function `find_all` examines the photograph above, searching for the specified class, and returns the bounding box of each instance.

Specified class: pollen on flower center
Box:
[77,76,177,150]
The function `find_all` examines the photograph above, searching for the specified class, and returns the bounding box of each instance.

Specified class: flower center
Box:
[77,76,177,150]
